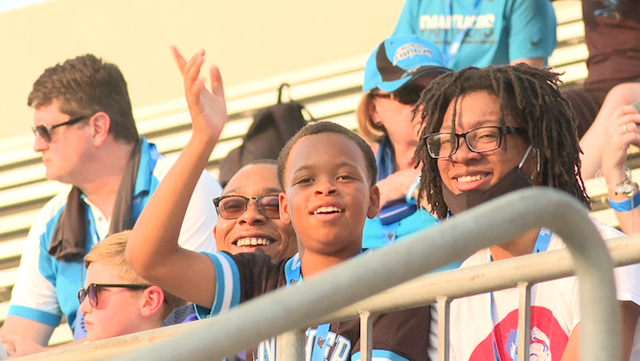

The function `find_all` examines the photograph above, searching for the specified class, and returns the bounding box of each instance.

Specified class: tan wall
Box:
[0,0,403,140]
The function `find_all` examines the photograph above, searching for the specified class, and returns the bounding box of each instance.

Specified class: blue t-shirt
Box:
[393,0,557,70]
[363,207,437,249]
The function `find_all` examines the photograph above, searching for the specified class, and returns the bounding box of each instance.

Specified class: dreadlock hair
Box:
[413,64,590,220]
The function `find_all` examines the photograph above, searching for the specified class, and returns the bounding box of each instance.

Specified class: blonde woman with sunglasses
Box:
[357,35,450,252]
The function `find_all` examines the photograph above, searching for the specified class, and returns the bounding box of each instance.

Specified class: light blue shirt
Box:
[393,0,557,70]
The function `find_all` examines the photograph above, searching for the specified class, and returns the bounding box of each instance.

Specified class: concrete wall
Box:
[0,0,403,140]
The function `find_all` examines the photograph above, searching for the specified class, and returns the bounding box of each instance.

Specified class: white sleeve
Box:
[176,170,222,253]
[592,220,640,305]
[8,192,69,326]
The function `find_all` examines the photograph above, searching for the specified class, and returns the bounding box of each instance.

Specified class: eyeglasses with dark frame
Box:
[213,194,281,219]
[31,114,92,143]
[77,283,151,308]
[424,125,528,159]
[369,84,426,105]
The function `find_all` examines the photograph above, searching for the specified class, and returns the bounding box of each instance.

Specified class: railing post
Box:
[437,296,451,361]
[359,311,373,361]
[276,329,305,360]
[517,282,532,360]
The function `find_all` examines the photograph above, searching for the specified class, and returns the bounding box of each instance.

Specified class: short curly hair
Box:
[277,121,377,189]
[28,54,138,143]
[414,64,590,219]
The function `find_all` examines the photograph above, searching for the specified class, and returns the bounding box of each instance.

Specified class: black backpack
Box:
[218,84,311,187]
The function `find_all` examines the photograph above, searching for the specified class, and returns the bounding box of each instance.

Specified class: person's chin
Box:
[261,246,282,261]
[44,169,57,181]
[44,169,66,183]
[86,332,98,343]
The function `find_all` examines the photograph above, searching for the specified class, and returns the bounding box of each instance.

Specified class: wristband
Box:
[405,176,421,204]
[608,190,640,212]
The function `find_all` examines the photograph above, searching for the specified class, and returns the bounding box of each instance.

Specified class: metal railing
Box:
[20,188,627,361]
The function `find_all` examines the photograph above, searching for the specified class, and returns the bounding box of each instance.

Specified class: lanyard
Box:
[487,228,552,361]
[285,251,369,361]
[381,222,400,246]
[284,254,303,287]
[442,0,482,63]
[284,254,330,361]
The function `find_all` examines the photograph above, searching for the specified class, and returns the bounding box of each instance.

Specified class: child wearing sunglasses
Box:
[79,231,185,342]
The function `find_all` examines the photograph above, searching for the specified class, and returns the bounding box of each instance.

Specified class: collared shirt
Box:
[8,137,221,334]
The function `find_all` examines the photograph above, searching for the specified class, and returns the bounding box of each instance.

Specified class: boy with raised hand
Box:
[79,231,185,342]
[126,47,430,360]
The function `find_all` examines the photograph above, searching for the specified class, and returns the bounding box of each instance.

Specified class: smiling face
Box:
[280,132,380,259]
[214,163,297,261]
[32,100,94,184]
[437,91,534,195]
[79,262,148,342]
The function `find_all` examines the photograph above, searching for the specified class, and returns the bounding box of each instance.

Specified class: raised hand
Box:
[602,105,640,183]
[171,46,227,149]
[125,47,223,308]
[601,105,640,234]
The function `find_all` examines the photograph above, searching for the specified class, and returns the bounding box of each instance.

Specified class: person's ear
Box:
[368,99,383,127]
[90,112,111,146]
[279,192,292,226]
[140,285,165,318]
[367,185,380,219]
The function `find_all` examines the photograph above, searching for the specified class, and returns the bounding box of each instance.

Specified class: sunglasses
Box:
[31,114,92,143]
[212,194,281,219]
[370,84,426,105]
[78,283,151,308]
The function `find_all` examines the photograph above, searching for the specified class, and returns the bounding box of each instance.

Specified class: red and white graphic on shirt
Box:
[470,306,569,361]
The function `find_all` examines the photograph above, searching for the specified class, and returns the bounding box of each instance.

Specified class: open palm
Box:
[171,46,227,146]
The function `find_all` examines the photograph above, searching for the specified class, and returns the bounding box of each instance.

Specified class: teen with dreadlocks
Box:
[414,64,640,360]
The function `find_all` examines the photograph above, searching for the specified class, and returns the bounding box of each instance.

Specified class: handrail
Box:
[18,188,620,361]
[321,235,640,322]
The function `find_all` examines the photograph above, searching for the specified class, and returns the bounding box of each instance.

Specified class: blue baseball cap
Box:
[363,35,450,93]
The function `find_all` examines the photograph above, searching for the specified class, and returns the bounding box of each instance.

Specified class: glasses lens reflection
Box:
[216,195,280,219]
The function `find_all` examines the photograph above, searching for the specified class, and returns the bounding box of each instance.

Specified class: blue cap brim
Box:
[375,66,450,93]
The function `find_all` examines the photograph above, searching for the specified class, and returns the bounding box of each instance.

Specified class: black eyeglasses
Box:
[78,283,150,308]
[31,114,92,142]
[213,194,281,219]
[370,84,426,105]
[424,126,528,159]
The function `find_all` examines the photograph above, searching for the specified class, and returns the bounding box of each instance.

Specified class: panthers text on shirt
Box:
[420,14,495,41]
[255,328,352,361]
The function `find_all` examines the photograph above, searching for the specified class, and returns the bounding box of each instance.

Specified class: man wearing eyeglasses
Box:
[0,54,221,355]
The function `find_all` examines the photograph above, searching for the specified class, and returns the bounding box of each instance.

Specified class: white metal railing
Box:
[19,188,629,361]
